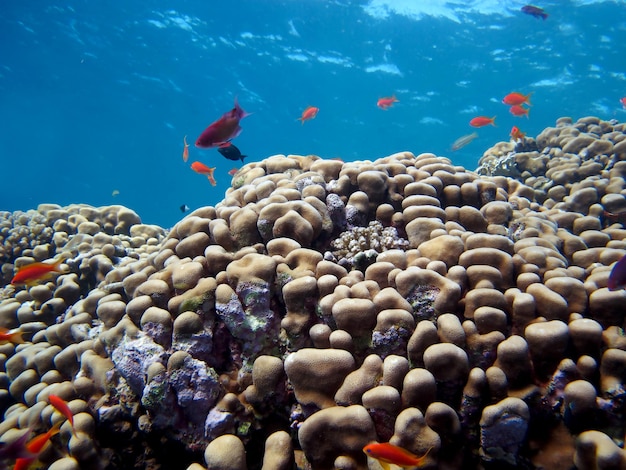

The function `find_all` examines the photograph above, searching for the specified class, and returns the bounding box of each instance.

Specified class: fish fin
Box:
[10,330,25,344]
[491,116,497,126]
[50,420,63,436]
[218,142,232,148]
[525,92,533,106]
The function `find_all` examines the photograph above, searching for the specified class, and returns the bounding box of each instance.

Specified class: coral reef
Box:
[1,116,626,469]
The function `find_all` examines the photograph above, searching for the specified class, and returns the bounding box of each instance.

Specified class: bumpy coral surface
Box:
[1,116,626,470]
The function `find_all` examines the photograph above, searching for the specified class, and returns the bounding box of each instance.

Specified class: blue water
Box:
[2,1,625,228]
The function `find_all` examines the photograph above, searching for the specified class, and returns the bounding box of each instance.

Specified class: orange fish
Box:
[363,443,432,470]
[297,106,319,124]
[228,168,239,176]
[502,92,532,106]
[469,116,496,127]
[509,104,529,117]
[620,97,626,108]
[13,423,61,470]
[191,161,217,186]
[510,126,526,141]
[377,96,399,110]
[0,327,24,345]
[48,395,75,433]
[11,258,65,286]
[182,135,189,162]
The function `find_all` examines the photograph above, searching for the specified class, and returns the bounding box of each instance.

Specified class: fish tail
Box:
[53,252,71,264]
[49,420,63,436]
[491,116,497,127]
[525,92,533,106]
[10,330,25,344]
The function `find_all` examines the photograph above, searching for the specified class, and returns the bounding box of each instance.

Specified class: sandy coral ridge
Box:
[1,116,626,469]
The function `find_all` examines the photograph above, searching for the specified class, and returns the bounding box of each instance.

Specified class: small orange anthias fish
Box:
[509,105,530,117]
[48,394,75,433]
[182,135,189,162]
[191,161,217,186]
[469,116,496,128]
[363,442,432,470]
[195,98,251,149]
[620,97,626,108]
[13,423,61,470]
[11,258,65,286]
[377,96,399,110]
[0,327,24,345]
[228,168,239,176]
[297,106,319,124]
[502,92,532,106]
[510,126,526,141]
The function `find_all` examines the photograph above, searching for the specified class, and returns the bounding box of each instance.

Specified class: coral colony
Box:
[1,115,626,469]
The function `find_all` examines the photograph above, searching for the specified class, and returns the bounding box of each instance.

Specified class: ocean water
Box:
[1,0,625,229]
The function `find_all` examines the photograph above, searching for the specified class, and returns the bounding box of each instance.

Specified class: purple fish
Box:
[0,429,34,464]
[521,5,548,20]
[195,98,251,149]
[608,254,626,290]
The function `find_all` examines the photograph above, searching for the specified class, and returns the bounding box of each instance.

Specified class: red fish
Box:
[11,259,64,286]
[521,5,548,20]
[469,116,496,127]
[182,135,189,162]
[191,161,217,186]
[195,98,250,149]
[503,92,532,106]
[377,96,399,110]
[608,254,626,291]
[363,443,432,470]
[0,327,24,345]
[228,168,239,176]
[620,97,626,108]
[48,395,75,433]
[510,126,526,141]
[297,106,319,124]
[509,105,529,117]
[13,423,61,470]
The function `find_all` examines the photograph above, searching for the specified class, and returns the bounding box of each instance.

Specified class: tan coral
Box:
[284,348,355,409]
[574,430,626,470]
[204,434,247,470]
[298,405,376,469]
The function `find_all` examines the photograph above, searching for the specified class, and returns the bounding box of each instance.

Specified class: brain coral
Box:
[1,116,626,469]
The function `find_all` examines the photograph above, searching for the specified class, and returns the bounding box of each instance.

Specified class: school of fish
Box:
[0,395,75,469]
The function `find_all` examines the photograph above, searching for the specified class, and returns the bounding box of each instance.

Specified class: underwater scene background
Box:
[1,0,625,227]
[3,2,626,470]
